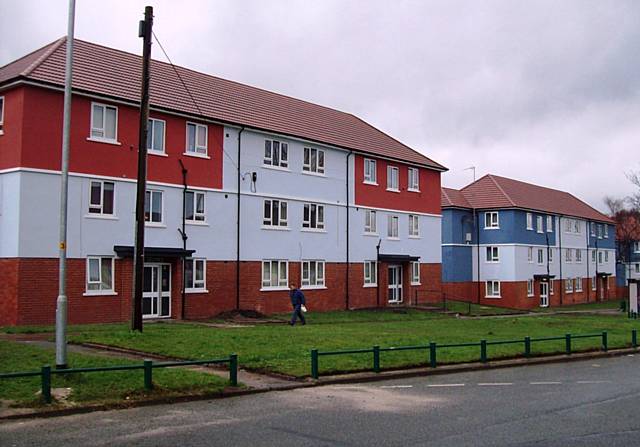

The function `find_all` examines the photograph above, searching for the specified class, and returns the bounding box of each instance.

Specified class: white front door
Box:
[388,265,403,303]
[143,264,171,318]
[539,282,549,308]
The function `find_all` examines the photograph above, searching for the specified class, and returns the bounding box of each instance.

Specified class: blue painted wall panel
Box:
[442,245,473,282]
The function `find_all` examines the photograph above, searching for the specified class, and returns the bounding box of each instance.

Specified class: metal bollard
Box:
[41,365,52,404]
[524,336,531,358]
[480,340,487,363]
[144,359,153,391]
[602,331,608,352]
[311,349,319,379]
[429,342,437,368]
[565,334,572,355]
[373,346,380,373]
[229,353,238,386]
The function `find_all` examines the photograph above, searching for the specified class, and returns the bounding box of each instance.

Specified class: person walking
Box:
[289,282,306,326]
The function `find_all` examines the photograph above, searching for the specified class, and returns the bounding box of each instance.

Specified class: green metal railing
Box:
[310,331,633,379]
[0,354,238,404]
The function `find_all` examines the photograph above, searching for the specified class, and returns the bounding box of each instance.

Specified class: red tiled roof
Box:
[442,174,614,223]
[441,187,471,208]
[0,38,445,170]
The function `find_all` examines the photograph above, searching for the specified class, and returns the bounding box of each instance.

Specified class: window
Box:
[185,191,206,222]
[90,103,117,141]
[536,216,543,233]
[634,242,640,253]
[597,224,603,239]
[604,225,609,239]
[86,257,114,293]
[364,159,377,184]
[408,168,419,191]
[0,96,4,133]
[364,210,377,234]
[411,261,420,285]
[550,280,554,295]
[526,213,533,230]
[408,214,420,237]
[262,260,288,289]
[537,248,544,264]
[635,263,639,274]
[591,250,596,262]
[144,190,163,224]
[486,281,501,298]
[303,203,325,230]
[89,180,114,215]
[564,219,572,233]
[263,199,288,228]
[485,212,499,229]
[303,147,325,174]
[302,260,325,287]
[605,251,609,262]
[264,139,288,168]
[486,246,499,263]
[147,118,165,153]
[528,247,533,263]
[527,279,534,297]
[364,261,378,286]
[575,249,582,263]
[575,277,583,292]
[565,248,572,263]
[186,122,207,155]
[592,276,597,291]
[547,216,553,232]
[185,259,206,291]
[387,166,399,191]
[591,222,596,237]
[574,220,581,234]
[565,278,573,293]
[549,248,554,263]
[387,215,399,238]
[598,251,603,264]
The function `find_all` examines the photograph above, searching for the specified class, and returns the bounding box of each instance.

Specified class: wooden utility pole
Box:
[132,5,153,331]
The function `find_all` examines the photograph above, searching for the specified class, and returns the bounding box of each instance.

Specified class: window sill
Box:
[527,294,534,298]
[186,289,209,294]
[363,181,378,186]
[301,170,326,178]
[387,237,400,241]
[0,130,4,136]
[260,286,290,292]
[410,282,421,286]
[485,261,500,264]
[407,188,420,193]
[484,227,500,230]
[301,285,327,290]
[83,291,118,297]
[186,221,209,226]
[183,152,210,159]
[149,151,168,157]
[363,283,378,288]
[408,235,421,239]
[526,228,533,231]
[145,223,166,228]
[261,226,290,231]
[85,214,118,221]
[262,165,290,173]
[301,228,327,233]
[386,188,400,193]
[363,232,379,237]
[484,295,502,299]
[86,137,121,146]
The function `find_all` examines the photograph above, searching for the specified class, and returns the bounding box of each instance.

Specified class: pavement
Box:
[2,354,640,446]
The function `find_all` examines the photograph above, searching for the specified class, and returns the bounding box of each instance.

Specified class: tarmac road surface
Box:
[2,355,640,446]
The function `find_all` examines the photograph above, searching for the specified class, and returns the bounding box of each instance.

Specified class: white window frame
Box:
[591,222,596,237]
[186,122,208,156]
[364,210,377,234]
[185,190,206,223]
[408,214,420,238]
[386,166,399,191]
[604,224,609,239]
[574,220,581,234]
[547,215,553,232]
[592,276,597,291]
[575,249,582,263]
[565,248,572,263]
[537,248,544,265]
[591,250,597,262]
[303,203,325,230]
[526,213,533,230]
[407,167,420,191]
[550,280,554,295]
[261,260,289,290]
[364,158,377,184]
[635,263,640,274]
[364,261,378,286]
[564,219,573,233]
[605,251,609,263]
[527,279,534,297]
[486,246,499,263]
[90,102,118,143]
[634,242,640,253]
[303,147,325,175]
[147,118,166,154]
[185,258,207,292]
[536,215,543,233]
[88,180,115,216]
[301,260,325,288]
[598,251,603,264]
[387,215,399,239]
[565,278,573,293]
[411,261,421,285]
[85,256,115,295]
[0,96,4,134]
[597,224,603,239]
[527,247,533,263]
[263,139,289,168]
[484,212,499,229]
[263,199,288,228]
[575,277,583,292]
[485,280,501,298]
[145,189,164,224]
[549,248,554,263]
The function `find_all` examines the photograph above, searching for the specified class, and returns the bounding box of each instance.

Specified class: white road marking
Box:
[576,380,611,384]
[530,381,562,385]
[477,382,513,386]
[427,383,465,388]
[380,385,413,389]
[591,364,601,367]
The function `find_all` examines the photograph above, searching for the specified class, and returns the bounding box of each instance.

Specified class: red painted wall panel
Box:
[354,154,441,214]
[0,87,25,170]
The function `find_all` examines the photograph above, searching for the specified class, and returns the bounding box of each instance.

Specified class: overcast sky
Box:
[1,0,638,211]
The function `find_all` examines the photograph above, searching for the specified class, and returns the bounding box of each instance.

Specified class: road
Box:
[3,355,640,446]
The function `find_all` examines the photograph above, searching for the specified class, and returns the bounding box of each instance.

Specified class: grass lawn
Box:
[0,340,232,407]
[534,300,624,312]
[63,310,640,378]
[443,300,523,316]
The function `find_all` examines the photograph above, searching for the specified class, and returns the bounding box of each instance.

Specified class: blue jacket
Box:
[290,289,306,307]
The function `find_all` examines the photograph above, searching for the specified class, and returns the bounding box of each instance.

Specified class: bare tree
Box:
[627,171,640,211]
[603,195,625,216]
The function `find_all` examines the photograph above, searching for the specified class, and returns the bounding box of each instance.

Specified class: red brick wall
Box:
[0,259,19,326]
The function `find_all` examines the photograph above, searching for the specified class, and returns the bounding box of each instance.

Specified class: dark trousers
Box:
[291,304,306,325]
